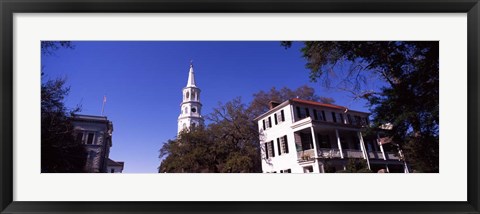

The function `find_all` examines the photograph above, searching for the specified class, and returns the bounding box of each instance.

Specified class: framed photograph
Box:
[1,0,479,213]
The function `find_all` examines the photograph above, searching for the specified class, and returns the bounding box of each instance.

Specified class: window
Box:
[265,141,275,158]
[296,106,303,119]
[318,134,331,148]
[321,111,326,121]
[186,91,190,99]
[111,169,115,173]
[347,114,352,124]
[301,133,313,150]
[192,91,196,100]
[362,117,369,126]
[303,166,313,173]
[274,113,278,125]
[313,109,318,120]
[275,110,285,124]
[76,133,83,144]
[265,117,272,129]
[339,114,344,124]
[86,133,95,145]
[262,120,266,130]
[331,112,337,122]
[280,169,291,173]
[296,106,310,119]
[354,116,362,126]
[277,135,289,155]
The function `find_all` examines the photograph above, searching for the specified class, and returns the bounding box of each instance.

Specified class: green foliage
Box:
[341,159,372,173]
[41,41,74,56]
[159,98,261,173]
[41,41,85,173]
[284,41,439,173]
[248,85,334,118]
[41,78,86,173]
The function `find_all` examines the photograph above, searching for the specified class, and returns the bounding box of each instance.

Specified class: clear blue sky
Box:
[41,41,378,173]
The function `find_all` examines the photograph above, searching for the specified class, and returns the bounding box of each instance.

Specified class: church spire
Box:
[186,60,196,87]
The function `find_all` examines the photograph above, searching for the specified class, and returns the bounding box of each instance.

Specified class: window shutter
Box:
[281,110,285,121]
[332,112,337,122]
[265,143,269,159]
[305,108,310,117]
[313,109,318,120]
[274,113,278,125]
[268,117,272,127]
[277,138,281,155]
[322,111,326,121]
[284,135,289,153]
[262,120,266,130]
[296,106,301,118]
[270,141,275,157]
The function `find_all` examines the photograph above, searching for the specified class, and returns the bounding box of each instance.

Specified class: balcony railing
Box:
[367,151,384,159]
[386,152,400,160]
[297,149,315,161]
[343,149,364,158]
[317,148,342,158]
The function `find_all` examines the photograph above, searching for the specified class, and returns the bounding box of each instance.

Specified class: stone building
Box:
[71,114,123,173]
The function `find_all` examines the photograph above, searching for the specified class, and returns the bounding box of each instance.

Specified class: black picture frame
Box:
[1,0,479,213]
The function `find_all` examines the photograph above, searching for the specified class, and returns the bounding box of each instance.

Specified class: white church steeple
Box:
[178,61,204,135]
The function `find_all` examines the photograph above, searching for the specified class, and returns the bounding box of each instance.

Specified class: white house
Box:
[254,98,409,173]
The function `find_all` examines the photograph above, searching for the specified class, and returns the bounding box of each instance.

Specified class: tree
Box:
[41,41,86,172]
[159,98,261,173]
[283,41,439,172]
[41,41,74,56]
[248,85,334,118]
[336,159,372,173]
[41,78,86,172]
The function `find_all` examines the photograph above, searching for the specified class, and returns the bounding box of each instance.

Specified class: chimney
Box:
[269,101,281,109]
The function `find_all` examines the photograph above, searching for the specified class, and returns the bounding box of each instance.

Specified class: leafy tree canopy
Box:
[41,41,86,173]
[248,85,334,118]
[159,98,261,173]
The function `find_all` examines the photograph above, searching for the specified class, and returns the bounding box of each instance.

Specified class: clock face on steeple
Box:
[191,107,196,113]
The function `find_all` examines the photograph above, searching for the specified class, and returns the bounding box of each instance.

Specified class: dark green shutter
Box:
[271,141,275,157]
[277,138,281,155]
[284,135,289,153]
[265,143,269,159]
[281,110,285,121]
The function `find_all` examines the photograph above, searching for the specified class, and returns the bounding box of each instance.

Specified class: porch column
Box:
[310,126,321,173]
[377,134,387,160]
[335,129,344,159]
[357,131,371,170]
[310,126,319,158]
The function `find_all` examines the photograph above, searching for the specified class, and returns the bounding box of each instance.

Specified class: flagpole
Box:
[101,95,106,116]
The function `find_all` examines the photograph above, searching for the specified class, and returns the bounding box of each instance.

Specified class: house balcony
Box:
[293,125,401,163]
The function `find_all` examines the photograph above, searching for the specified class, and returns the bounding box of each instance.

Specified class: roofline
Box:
[253,98,370,121]
[254,100,290,121]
